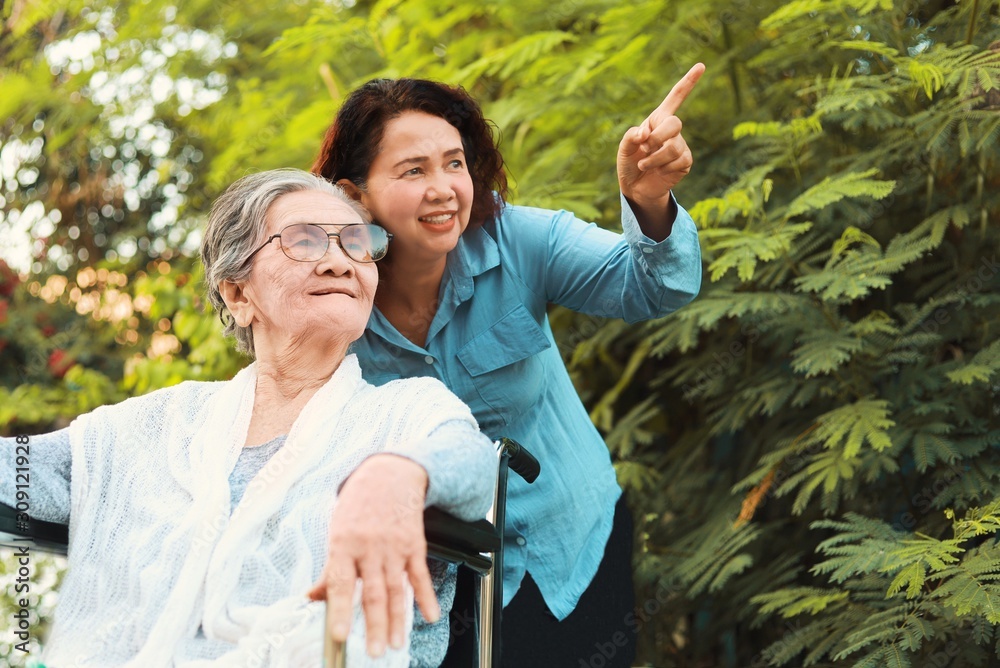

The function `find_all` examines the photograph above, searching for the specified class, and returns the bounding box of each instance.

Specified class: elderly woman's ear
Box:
[220,279,255,328]
[335,179,364,201]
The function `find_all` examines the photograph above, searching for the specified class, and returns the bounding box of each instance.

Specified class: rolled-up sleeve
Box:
[619,193,703,310]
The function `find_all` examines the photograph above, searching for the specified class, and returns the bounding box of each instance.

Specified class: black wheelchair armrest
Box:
[424,507,500,575]
[0,501,504,572]
[0,502,69,555]
[424,508,501,555]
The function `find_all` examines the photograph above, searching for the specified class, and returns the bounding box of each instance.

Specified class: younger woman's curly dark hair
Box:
[312,78,508,227]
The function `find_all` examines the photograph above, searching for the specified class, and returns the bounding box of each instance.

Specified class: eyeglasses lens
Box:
[280,225,327,261]
[279,224,389,263]
[341,225,389,262]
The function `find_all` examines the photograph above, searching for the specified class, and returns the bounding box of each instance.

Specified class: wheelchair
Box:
[0,437,539,668]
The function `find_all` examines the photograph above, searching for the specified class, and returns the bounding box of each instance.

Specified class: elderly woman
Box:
[0,169,494,667]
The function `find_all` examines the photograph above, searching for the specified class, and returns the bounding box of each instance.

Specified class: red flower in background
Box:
[48,349,75,379]
[0,299,7,326]
[0,260,19,298]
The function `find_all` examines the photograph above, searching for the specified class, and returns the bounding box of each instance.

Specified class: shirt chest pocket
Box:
[457,305,551,430]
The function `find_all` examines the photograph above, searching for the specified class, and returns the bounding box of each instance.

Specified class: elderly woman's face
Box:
[237,190,378,348]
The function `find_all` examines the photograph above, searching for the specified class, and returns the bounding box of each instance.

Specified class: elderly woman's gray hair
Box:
[200,168,369,356]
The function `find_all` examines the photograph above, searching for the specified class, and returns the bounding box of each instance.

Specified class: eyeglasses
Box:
[245,223,393,264]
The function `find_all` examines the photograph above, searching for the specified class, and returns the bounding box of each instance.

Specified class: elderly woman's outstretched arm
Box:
[309,386,496,660]
[382,418,496,520]
[0,430,73,524]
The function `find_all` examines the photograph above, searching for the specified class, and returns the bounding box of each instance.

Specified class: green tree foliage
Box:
[2,0,999,665]
[555,1,1000,665]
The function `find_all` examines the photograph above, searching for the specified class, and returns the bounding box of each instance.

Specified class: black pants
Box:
[499,497,637,667]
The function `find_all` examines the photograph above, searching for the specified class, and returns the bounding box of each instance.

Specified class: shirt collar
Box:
[446,222,500,302]
[364,222,501,350]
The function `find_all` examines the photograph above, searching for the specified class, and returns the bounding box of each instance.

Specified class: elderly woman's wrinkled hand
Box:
[307,453,438,657]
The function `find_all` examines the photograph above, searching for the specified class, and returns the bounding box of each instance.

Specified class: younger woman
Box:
[312,67,703,666]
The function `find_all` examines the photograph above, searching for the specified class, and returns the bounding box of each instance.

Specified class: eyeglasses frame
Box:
[243,222,393,266]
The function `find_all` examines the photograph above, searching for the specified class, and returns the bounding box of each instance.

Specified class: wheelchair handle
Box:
[499,437,539,484]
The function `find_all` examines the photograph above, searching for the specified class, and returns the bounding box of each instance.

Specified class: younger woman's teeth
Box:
[419,214,452,223]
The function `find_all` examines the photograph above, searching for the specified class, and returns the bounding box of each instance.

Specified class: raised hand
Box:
[617,63,705,209]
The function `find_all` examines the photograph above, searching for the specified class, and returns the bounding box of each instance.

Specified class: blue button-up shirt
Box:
[352,194,702,619]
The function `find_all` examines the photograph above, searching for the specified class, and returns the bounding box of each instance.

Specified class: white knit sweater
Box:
[43,355,490,668]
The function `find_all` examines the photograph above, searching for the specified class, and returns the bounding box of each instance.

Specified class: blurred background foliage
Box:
[1,0,999,665]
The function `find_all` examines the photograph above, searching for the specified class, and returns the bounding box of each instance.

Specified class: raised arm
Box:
[490,70,705,323]
[497,197,702,323]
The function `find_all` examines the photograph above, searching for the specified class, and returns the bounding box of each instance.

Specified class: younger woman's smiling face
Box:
[356,111,475,264]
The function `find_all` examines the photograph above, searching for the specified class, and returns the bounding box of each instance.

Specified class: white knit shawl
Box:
[44,355,476,668]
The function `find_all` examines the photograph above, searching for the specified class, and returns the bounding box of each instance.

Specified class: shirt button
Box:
[424,355,435,365]
[515,536,526,546]
[642,247,654,254]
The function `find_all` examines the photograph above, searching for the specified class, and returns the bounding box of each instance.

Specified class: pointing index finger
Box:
[657,62,706,118]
